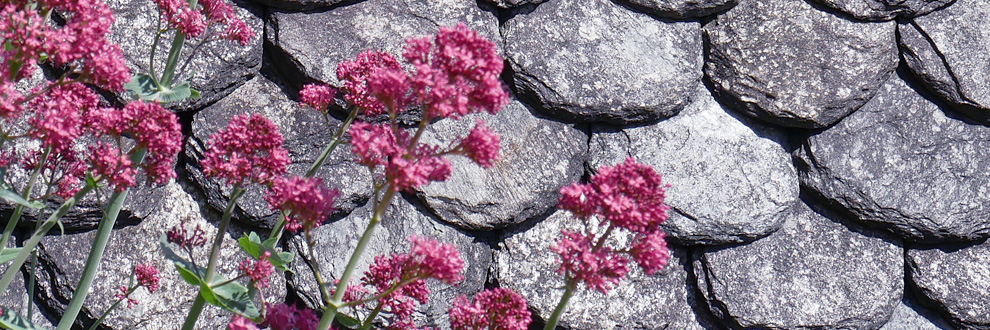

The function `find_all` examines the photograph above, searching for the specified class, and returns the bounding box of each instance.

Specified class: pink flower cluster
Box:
[265,176,339,234]
[263,303,319,330]
[89,101,183,185]
[153,0,255,46]
[354,235,464,329]
[228,316,259,330]
[238,251,274,289]
[298,84,337,112]
[135,263,161,293]
[336,23,508,192]
[448,288,531,330]
[0,0,130,91]
[553,158,672,294]
[201,113,290,186]
[167,223,209,251]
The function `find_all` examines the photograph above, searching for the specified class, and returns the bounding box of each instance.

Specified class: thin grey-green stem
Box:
[158,0,199,87]
[544,279,578,330]
[307,233,332,306]
[56,149,147,330]
[316,187,398,330]
[0,182,96,293]
[180,186,245,330]
[87,286,135,330]
[269,106,359,242]
[0,147,49,255]
[148,11,163,87]
[358,301,384,330]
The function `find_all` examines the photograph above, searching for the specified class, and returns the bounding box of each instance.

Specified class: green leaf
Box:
[0,248,22,264]
[199,278,260,319]
[0,307,43,330]
[124,74,194,103]
[237,232,293,273]
[0,189,43,210]
[189,88,201,99]
[336,313,361,329]
[159,234,205,286]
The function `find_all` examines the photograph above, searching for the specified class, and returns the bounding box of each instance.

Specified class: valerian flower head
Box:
[153,0,254,45]
[135,263,161,293]
[264,303,318,330]
[27,83,100,154]
[298,83,337,112]
[89,142,137,192]
[167,223,208,250]
[238,251,274,289]
[449,288,532,330]
[554,158,672,293]
[89,101,183,185]
[456,120,500,168]
[227,316,259,330]
[336,50,404,117]
[201,113,290,186]
[265,176,339,234]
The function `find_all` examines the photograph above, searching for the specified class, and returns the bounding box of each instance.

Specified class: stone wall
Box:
[3,0,988,329]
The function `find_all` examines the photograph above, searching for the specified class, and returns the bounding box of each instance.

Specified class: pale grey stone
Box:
[495,210,720,329]
[34,182,286,330]
[503,0,702,124]
[796,73,990,242]
[899,0,990,123]
[186,76,371,228]
[107,0,263,112]
[266,0,499,96]
[244,0,348,10]
[590,86,798,245]
[705,0,897,128]
[480,0,546,8]
[908,240,990,329]
[415,99,587,230]
[288,196,490,329]
[810,0,954,21]
[615,0,736,18]
[695,202,903,329]
[0,239,58,329]
[879,296,955,330]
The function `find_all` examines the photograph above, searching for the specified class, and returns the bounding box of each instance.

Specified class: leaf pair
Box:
[123,74,200,103]
[159,234,260,319]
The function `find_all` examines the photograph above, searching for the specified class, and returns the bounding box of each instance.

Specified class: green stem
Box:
[0,181,96,294]
[180,186,245,330]
[157,0,198,87]
[87,286,135,330]
[358,302,383,330]
[544,280,578,330]
[148,11,163,88]
[56,149,147,330]
[269,106,358,243]
[316,188,398,330]
[0,147,49,256]
[307,233,332,306]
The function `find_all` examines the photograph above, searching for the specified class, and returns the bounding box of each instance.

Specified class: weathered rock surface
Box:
[495,210,719,329]
[615,0,736,18]
[34,182,286,330]
[245,0,346,10]
[503,0,701,124]
[107,0,264,112]
[186,76,371,228]
[879,295,955,330]
[796,73,990,243]
[899,0,990,123]
[288,196,490,328]
[415,100,587,230]
[810,0,954,21]
[266,0,499,93]
[480,0,546,8]
[908,240,990,329]
[590,86,797,245]
[0,240,58,329]
[705,0,897,128]
[694,201,903,329]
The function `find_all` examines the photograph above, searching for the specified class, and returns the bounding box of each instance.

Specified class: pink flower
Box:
[299,84,336,111]
[27,83,100,154]
[228,316,259,330]
[167,223,208,250]
[456,120,500,168]
[264,303,318,330]
[349,121,401,168]
[153,0,207,37]
[0,82,24,119]
[135,263,161,293]
[114,285,139,308]
[201,113,290,186]
[630,230,670,276]
[550,231,629,294]
[336,50,404,116]
[90,101,183,185]
[265,176,339,234]
[89,142,137,192]
[404,23,508,120]
[558,157,670,234]
[0,4,50,81]
[449,288,531,330]
[406,235,464,284]
[238,251,274,289]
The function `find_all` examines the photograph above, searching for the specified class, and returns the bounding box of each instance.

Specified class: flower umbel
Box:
[449,288,532,330]
[201,113,290,186]
[265,176,339,234]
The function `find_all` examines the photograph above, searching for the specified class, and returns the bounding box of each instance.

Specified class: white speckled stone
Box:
[810,0,953,21]
[908,239,990,329]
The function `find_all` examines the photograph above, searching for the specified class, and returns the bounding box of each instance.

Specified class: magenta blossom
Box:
[228,316,260,330]
[336,50,404,117]
[265,176,339,234]
[553,158,672,293]
[135,263,161,293]
[238,251,274,289]
[264,303,318,330]
[449,288,532,330]
[455,120,500,168]
[299,83,337,112]
[201,113,290,186]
